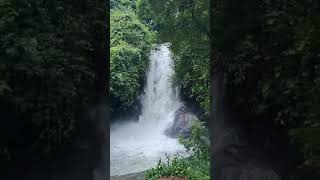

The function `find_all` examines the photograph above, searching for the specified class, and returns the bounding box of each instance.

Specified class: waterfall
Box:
[110,44,186,176]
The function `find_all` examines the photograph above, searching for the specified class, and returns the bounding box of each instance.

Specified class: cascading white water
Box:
[110,44,187,176]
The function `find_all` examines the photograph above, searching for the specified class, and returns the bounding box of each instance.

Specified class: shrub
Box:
[146,120,210,180]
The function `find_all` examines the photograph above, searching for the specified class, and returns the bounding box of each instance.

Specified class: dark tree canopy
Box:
[0,0,108,179]
[212,0,320,179]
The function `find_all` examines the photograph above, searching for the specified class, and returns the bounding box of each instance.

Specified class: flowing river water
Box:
[110,44,187,176]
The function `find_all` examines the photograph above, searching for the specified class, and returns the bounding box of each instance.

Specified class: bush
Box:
[146,120,210,180]
[110,7,155,112]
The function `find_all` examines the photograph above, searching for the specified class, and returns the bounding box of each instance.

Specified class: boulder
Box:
[164,106,198,138]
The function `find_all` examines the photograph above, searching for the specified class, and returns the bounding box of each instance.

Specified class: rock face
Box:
[164,106,198,138]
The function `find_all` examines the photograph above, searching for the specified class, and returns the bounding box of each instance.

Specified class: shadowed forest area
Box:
[0,0,109,179]
[211,0,320,180]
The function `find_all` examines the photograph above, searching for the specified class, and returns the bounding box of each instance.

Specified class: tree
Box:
[110,5,155,113]
[0,0,110,179]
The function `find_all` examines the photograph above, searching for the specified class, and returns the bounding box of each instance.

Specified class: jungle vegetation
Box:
[212,0,320,179]
[0,0,108,178]
[110,0,155,113]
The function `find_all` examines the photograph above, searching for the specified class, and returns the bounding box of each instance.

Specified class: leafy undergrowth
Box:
[146,120,210,180]
[158,176,189,180]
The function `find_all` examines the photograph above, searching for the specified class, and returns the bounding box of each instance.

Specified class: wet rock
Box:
[164,106,198,138]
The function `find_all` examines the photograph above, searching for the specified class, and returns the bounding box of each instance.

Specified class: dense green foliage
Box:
[146,120,210,180]
[0,0,106,161]
[110,1,155,112]
[213,0,320,175]
[137,0,210,112]
[111,0,136,10]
